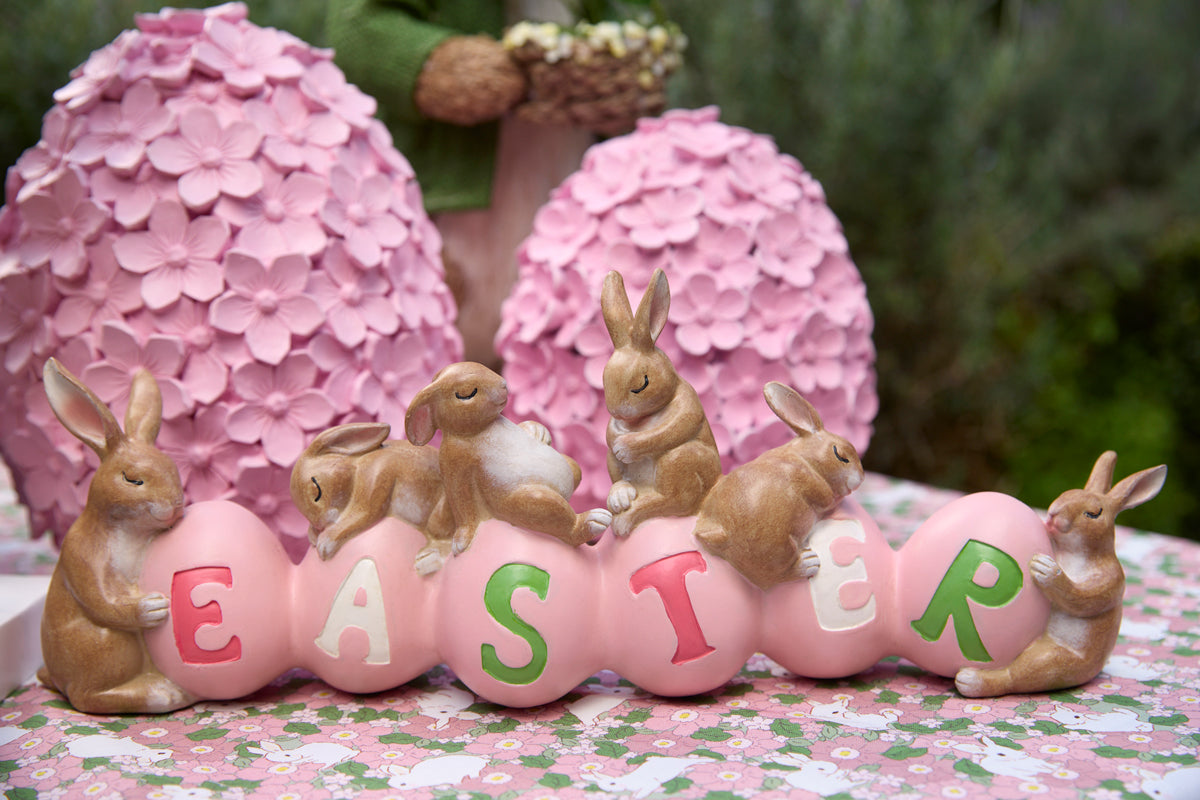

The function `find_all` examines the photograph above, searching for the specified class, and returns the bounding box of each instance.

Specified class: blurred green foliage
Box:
[1,0,1195,537]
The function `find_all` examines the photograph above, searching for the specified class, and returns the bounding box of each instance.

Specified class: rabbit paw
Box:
[610,435,639,464]
[607,481,637,514]
[414,544,447,576]
[316,534,344,561]
[582,508,612,544]
[1030,554,1062,585]
[451,526,476,556]
[798,548,821,580]
[137,592,170,627]
[519,420,552,446]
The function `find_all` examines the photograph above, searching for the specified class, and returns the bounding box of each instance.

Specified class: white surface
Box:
[0,574,50,698]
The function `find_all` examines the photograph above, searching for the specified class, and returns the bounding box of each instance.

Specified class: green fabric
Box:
[326,0,507,212]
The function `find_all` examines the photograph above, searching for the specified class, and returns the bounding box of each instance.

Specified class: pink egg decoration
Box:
[0,2,461,557]
[497,106,877,509]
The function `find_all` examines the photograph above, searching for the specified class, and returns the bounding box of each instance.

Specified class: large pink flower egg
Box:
[0,3,461,556]
[497,107,876,509]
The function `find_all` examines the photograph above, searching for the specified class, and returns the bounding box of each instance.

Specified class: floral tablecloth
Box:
[2,471,1198,800]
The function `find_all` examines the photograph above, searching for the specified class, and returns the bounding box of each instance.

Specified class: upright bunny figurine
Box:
[37,358,195,713]
[290,423,454,571]
[405,362,612,555]
[955,451,1166,697]
[693,382,865,589]
[601,269,722,537]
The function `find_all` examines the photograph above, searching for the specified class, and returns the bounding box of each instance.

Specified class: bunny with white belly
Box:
[693,382,864,590]
[405,361,611,555]
[601,269,722,537]
[290,422,454,572]
[956,451,1166,697]
[38,358,196,713]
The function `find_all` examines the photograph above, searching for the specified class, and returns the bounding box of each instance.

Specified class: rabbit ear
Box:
[763,382,824,435]
[601,271,635,348]
[310,423,391,456]
[124,368,163,445]
[632,268,670,349]
[405,386,439,446]
[1085,451,1118,493]
[1109,463,1167,513]
[43,358,124,458]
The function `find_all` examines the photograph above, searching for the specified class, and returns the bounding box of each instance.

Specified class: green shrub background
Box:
[2,0,1195,539]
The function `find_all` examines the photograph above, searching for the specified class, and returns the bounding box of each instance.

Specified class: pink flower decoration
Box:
[193,17,303,95]
[82,320,191,419]
[15,108,82,202]
[244,86,350,173]
[52,237,143,338]
[52,31,135,112]
[151,298,237,404]
[320,164,407,268]
[614,187,704,250]
[0,270,57,374]
[127,32,195,88]
[299,60,377,130]
[351,332,432,431]
[158,404,243,501]
[165,79,247,126]
[147,105,263,209]
[307,241,399,348]
[209,251,322,364]
[67,80,173,172]
[17,167,108,279]
[386,247,455,330]
[225,354,334,466]
[92,161,180,229]
[216,165,327,258]
[785,311,849,393]
[112,199,229,309]
[499,106,876,510]
[671,272,750,355]
[231,460,309,555]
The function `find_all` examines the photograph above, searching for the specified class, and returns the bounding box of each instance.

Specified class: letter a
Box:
[315,558,391,665]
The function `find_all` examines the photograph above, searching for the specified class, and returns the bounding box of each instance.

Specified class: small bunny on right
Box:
[693,382,864,590]
[956,451,1166,697]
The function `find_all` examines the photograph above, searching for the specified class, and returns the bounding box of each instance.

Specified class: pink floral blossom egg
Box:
[497,107,876,510]
[0,3,461,552]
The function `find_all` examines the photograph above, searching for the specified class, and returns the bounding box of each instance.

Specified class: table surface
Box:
[1,470,1197,800]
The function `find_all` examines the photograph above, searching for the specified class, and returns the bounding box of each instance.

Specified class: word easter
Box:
[142,493,1051,707]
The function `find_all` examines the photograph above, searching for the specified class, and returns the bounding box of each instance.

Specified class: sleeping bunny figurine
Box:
[693,382,864,590]
[405,361,612,556]
[290,423,454,572]
[601,269,722,537]
[38,358,196,713]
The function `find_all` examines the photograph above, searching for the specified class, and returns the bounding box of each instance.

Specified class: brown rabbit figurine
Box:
[693,382,865,590]
[601,269,722,537]
[290,422,454,572]
[37,358,196,714]
[955,451,1167,697]
[405,361,612,555]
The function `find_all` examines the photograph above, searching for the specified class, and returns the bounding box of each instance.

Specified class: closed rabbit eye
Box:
[833,446,850,464]
[455,387,478,400]
[631,374,649,394]
[311,477,322,503]
[122,471,144,486]
[1084,508,1102,519]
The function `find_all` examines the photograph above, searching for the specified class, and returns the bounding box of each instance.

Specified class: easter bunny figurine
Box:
[693,382,864,589]
[405,361,612,555]
[955,451,1166,697]
[37,358,196,713]
[601,269,722,537]
[290,422,455,572]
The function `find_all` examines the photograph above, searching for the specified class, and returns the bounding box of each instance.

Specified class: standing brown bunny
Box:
[38,358,196,714]
[955,451,1167,697]
[290,423,454,571]
[601,269,722,537]
[693,382,865,590]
